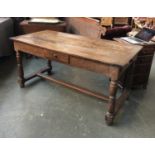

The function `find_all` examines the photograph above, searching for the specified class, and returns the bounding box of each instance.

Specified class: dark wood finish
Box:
[134,45,155,89]
[47,60,52,75]
[19,20,66,34]
[11,30,142,125]
[114,38,155,89]
[16,51,24,88]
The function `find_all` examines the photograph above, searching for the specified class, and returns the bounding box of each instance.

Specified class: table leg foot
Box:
[105,112,114,126]
[19,81,25,88]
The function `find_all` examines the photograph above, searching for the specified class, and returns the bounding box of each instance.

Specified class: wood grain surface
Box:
[11,30,142,67]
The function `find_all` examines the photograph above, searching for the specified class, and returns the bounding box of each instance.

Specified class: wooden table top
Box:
[12,30,142,67]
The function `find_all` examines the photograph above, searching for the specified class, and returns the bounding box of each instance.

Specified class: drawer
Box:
[44,51,69,64]
[70,56,109,75]
[14,42,46,58]
[136,55,153,64]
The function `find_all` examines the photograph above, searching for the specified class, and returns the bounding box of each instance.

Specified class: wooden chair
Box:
[65,17,106,39]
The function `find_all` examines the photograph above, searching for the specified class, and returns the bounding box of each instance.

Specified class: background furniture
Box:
[133,17,155,29]
[19,20,66,34]
[132,17,155,42]
[131,44,155,89]
[115,38,155,89]
[0,18,14,57]
[65,17,132,40]
[101,17,132,39]
[65,17,106,38]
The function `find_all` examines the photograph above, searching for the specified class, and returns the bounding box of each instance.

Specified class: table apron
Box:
[14,41,122,79]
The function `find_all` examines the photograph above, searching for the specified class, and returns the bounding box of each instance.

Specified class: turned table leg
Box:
[105,80,118,125]
[16,51,25,88]
[47,60,52,75]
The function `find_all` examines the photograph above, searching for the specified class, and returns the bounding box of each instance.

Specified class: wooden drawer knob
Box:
[53,53,58,58]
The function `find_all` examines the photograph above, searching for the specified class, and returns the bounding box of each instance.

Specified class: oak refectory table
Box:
[11,30,142,125]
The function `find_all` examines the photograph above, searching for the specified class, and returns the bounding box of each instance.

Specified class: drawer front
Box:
[14,42,69,63]
[44,51,69,64]
[136,55,153,64]
[14,42,46,58]
[70,56,109,76]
